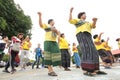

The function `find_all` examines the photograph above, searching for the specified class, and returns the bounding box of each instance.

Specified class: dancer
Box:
[93,33,111,69]
[0,36,8,62]
[69,7,106,76]
[58,33,71,71]
[32,43,44,69]
[38,12,61,76]
[3,33,24,73]
[20,36,31,70]
[72,43,81,68]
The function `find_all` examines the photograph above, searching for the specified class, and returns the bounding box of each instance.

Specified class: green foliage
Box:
[2,54,9,62]
[0,0,32,38]
[0,17,7,30]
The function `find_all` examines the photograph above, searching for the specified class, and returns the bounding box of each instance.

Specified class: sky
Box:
[14,0,120,50]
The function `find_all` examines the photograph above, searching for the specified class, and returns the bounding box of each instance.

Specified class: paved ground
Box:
[0,63,120,80]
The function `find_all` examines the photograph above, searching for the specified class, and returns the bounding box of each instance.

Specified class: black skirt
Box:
[98,49,112,63]
[60,49,71,68]
[76,32,99,72]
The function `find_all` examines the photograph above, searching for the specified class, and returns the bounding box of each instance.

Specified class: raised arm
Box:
[98,32,104,40]
[91,18,98,28]
[106,37,109,43]
[38,12,43,28]
[69,7,74,22]
[57,31,61,43]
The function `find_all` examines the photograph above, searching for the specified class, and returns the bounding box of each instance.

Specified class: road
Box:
[0,63,120,80]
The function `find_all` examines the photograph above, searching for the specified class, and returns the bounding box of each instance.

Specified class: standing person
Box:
[3,33,24,73]
[72,43,81,68]
[32,43,44,69]
[58,33,71,71]
[38,12,61,76]
[0,36,8,62]
[69,7,106,76]
[20,36,31,70]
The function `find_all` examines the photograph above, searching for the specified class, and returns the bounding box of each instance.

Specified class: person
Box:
[0,36,8,62]
[69,7,106,76]
[58,33,71,71]
[3,33,24,73]
[93,33,112,69]
[117,38,120,49]
[32,43,44,69]
[72,43,81,68]
[100,39,112,69]
[38,12,61,76]
[20,36,31,70]
[104,38,114,64]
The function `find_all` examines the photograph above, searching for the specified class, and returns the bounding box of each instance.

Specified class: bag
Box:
[11,43,20,51]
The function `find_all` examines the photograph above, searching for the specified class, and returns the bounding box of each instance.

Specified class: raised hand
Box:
[92,18,98,22]
[70,7,74,13]
[38,12,42,16]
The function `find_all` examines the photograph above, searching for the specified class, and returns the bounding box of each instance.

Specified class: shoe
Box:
[83,72,95,77]
[2,70,10,73]
[105,66,111,69]
[36,67,40,69]
[76,66,80,68]
[11,69,16,74]
[48,72,57,76]
[64,68,71,71]
[96,71,107,75]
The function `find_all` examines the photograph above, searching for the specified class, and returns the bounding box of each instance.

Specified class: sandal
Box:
[83,72,95,77]
[48,72,57,76]
[64,68,71,71]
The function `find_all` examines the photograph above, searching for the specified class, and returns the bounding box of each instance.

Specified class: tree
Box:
[0,0,32,38]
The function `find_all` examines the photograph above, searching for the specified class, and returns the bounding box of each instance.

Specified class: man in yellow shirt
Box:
[58,33,71,71]
[69,7,106,76]
[38,12,61,76]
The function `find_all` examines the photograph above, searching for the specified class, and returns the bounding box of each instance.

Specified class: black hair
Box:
[101,39,105,42]
[48,19,53,24]
[60,33,64,37]
[73,43,75,46]
[17,33,24,41]
[2,36,7,39]
[78,12,85,19]
[93,34,98,39]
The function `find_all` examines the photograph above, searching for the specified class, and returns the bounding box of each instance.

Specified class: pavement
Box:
[0,63,120,80]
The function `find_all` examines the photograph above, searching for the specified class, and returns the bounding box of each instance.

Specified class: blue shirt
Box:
[35,48,42,57]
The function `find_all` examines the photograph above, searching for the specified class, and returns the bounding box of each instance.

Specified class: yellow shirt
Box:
[100,42,107,50]
[59,38,69,49]
[72,46,78,53]
[69,19,95,34]
[104,43,111,51]
[42,24,57,41]
[94,38,106,50]
[22,41,31,50]
[94,38,101,50]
